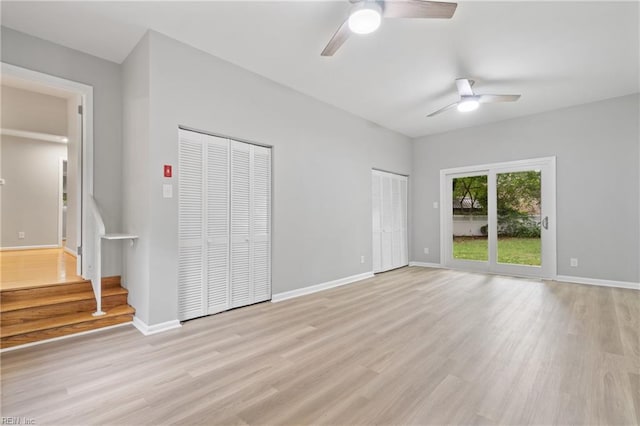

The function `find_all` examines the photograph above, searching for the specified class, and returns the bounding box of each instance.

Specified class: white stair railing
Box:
[87,196,106,316]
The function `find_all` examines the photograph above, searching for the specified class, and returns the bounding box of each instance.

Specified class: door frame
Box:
[440,157,557,279]
[58,157,65,247]
[2,62,94,277]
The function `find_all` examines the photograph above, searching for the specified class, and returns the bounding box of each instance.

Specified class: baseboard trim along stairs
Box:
[0,276,135,349]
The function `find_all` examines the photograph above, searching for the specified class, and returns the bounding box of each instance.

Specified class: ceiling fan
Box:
[321,0,458,56]
[427,78,521,117]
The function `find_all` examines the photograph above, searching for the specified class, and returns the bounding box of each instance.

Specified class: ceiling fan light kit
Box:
[321,0,458,56]
[427,78,521,117]
[348,2,382,34]
[457,98,479,112]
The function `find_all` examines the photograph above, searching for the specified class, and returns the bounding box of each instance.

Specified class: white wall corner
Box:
[271,271,374,303]
[554,275,640,291]
[409,261,444,269]
[132,316,182,336]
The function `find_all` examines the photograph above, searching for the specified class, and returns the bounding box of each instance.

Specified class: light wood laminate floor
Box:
[1,267,639,425]
[0,248,81,291]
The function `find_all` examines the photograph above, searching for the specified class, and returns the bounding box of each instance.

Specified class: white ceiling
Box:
[2,1,638,138]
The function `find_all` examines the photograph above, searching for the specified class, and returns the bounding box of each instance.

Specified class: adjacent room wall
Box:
[1,27,123,275]
[1,85,67,248]
[123,31,412,325]
[411,94,640,283]
[1,137,67,247]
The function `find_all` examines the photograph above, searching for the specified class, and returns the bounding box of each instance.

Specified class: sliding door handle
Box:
[542,216,549,230]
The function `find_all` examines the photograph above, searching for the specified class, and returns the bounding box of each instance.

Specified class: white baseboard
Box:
[409,261,444,269]
[554,275,640,291]
[0,244,59,251]
[132,317,182,336]
[271,271,374,303]
[0,322,133,353]
[408,263,638,291]
[63,246,77,256]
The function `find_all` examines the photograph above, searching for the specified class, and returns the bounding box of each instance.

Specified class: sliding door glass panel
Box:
[496,170,541,266]
[452,175,488,261]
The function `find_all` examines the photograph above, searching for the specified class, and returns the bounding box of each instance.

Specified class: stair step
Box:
[101,276,122,289]
[0,286,128,313]
[0,275,134,349]
[1,305,135,339]
[1,276,123,303]
[1,292,129,326]
[0,313,134,349]
[1,281,92,303]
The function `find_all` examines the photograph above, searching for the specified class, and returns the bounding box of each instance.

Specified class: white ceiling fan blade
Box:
[478,94,521,103]
[427,102,458,117]
[321,20,351,56]
[455,78,474,97]
[383,0,457,19]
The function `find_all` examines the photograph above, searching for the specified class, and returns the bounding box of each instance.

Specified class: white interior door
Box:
[372,170,408,273]
[178,130,206,320]
[230,141,252,308]
[372,173,382,272]
[251,145,272,303]
[179,130,271,320]
[381,175,393,271]
[205,135,230,315]
[441,157,556,279]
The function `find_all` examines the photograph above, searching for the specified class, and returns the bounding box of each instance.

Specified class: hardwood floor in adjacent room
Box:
[1,267,638,425]
[0,248,81,291]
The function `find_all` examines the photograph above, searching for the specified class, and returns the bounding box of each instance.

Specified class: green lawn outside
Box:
[453,237,541,266]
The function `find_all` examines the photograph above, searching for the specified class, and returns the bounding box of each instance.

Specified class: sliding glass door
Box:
[442,158,556,278]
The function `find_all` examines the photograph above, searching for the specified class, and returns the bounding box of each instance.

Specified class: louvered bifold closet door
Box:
[380,174,394,271]
[399,177,408,266]
[178,130,206,320]
[230,141,252,308]
[205,135,230,315]
[251,145,271,303]
[391,177,402,269]
[372,172,383,273]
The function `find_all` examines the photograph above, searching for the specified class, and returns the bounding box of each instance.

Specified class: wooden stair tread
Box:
[1,314,133,349]
[1,305,135,338]
[1,287,128,313]
[1,276,122,296]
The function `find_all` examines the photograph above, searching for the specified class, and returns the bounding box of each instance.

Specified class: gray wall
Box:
[1,85,67,247]
[412,94,640,283]
[1,27,123,275]
[123,31,412,325]
[1,136,67,247]
[122,34,151,323]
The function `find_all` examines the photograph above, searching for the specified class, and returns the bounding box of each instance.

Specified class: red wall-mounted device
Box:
[164,165,172,178]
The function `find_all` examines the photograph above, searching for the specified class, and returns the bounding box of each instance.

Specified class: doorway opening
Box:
[440,157,556,279]
[0,63,93,288]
